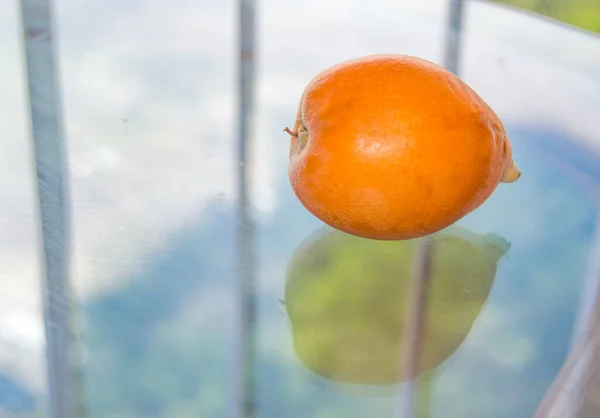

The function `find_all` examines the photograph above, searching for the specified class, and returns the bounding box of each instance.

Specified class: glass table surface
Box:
[1,0,600,417]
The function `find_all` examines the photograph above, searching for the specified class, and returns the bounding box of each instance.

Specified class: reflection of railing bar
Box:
[534,291,600,417]
[528,153,600,416]
[19,1,79,418]
[535,215,600,417]
[571,217,600,349]
[395,2,466,415]
[576,298,600,416]
[230,0,257,417]
[444,0,464,75]
[397,237,435,418]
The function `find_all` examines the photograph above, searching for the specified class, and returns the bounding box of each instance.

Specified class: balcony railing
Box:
[16,0,600,417]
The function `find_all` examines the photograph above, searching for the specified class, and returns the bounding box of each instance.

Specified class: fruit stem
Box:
[501,157,521,183]
[285,124,309,147]
[283,127,297,137]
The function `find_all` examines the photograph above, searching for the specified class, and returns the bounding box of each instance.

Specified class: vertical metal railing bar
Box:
[569,216,600,415]
[570,213,600,417]
[576,290,600,417]
[571,218,600,349]
[534,279,600,418]
[395,3,466,416]
[18,1,83,418]
[397,237,435,418]
[444,0,465,75]
[535,214,600,417]
[230,0,257,417]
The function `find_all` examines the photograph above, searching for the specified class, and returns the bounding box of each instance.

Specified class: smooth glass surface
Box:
[1,0,600,417]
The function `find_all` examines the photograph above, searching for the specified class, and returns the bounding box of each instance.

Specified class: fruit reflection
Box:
[284,226,510,385]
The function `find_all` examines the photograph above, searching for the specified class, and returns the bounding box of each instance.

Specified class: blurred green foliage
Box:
[494,0,600,33]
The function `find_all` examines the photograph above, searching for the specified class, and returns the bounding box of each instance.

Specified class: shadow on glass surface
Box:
[1,0,600,417]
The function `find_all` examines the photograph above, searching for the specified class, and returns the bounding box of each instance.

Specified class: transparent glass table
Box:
[1,0,600,417]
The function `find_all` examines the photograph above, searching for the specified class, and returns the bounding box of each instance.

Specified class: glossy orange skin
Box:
[287,54,515,240]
